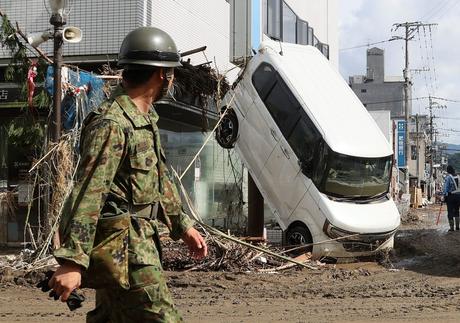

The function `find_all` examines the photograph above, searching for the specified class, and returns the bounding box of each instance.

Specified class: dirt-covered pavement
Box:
[1,204,460,322]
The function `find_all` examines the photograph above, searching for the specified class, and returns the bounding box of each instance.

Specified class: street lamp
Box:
[26,1,81,143]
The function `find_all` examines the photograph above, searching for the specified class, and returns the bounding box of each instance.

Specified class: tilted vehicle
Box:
[216,38,400,259]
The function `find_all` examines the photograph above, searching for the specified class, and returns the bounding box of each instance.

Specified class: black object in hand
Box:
[36,270,86,311]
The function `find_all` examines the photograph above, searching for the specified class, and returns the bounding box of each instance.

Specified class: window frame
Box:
[282,1,297,43]
[296,19,309,45]
[267,0,282,40]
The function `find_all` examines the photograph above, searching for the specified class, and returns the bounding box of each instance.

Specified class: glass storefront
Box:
[159,127,246,231]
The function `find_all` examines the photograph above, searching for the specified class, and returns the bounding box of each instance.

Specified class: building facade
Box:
[349,47,431,196]
[0,0,338,245]
[349,47,407,118]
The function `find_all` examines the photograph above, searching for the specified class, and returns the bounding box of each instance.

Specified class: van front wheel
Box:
[216,108,238,149]
[286,225,313,253]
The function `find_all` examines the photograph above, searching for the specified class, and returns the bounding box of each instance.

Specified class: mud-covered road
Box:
[1,205,460,322]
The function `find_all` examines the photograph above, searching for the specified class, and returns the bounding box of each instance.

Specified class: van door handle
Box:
[281,145,290,159]
[270,128,278,141]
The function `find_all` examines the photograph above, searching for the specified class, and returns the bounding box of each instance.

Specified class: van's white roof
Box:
[259,40,393,158]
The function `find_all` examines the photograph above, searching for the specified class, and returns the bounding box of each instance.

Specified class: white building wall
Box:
[140,0,232,74]
[284,0,339,68]
[369,110,393,148]
[0,0,231,74]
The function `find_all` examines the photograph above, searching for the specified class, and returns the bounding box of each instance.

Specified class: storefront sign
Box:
[397,120,406,167]
[0,85,22,102]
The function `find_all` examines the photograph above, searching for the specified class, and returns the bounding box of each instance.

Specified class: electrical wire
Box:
[433,0,460,20]
[362,96,460,106]
[339,38,396,51]
[422,0,456,21]
[416,28,430,97]
[422,26,435,95]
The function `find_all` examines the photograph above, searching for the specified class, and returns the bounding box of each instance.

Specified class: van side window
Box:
[252,63,323,177]
[252,63,276,100]
[252,63,301,138]
[288,111,321,173]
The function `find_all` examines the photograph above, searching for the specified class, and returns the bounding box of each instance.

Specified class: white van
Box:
[216,39,400,259]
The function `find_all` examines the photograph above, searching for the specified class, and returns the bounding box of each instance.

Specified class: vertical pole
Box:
[247,173,264,237]
[429,97,434,200]
[392,120,397,199]
[403,24,410,194]
[416,114,419,186]
[48,13,66,247]
[50,14,66,142]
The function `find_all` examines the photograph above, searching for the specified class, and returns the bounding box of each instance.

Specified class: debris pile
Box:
[0,250,55,287]
[162,232,316,272]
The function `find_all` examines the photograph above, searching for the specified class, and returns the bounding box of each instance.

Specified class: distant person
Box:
[442,165,460,231]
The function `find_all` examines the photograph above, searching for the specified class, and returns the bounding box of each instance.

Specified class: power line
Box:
[438,128,460,133]
[438,117,460,120]
[422,0,455,21]
[339,38,396,51]
[362,96,459,106]
[434,0,460,20]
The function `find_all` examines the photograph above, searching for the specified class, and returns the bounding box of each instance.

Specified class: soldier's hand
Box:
[48,262,82,302]
[182,227,208,260]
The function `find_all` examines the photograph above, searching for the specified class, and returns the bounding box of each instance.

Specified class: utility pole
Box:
[392,21,437,194]
[429,102,434,199]
[427,96,446,200]
[415,114,419,185]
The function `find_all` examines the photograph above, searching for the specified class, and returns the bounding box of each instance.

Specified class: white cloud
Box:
[339,0,460,144]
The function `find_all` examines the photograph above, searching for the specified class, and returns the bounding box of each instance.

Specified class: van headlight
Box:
[323,220,362,241]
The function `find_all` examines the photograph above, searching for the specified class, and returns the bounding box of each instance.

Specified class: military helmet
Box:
[118,27,181,68]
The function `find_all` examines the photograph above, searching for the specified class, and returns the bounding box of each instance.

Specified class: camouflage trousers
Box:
[86,265,182,323]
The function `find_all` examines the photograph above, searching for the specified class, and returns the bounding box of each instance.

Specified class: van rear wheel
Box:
[216,108,238,149]
[286,225,313,254]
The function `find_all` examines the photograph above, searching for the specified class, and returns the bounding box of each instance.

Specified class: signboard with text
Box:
[0,85,22,103]
[397,120,406,167]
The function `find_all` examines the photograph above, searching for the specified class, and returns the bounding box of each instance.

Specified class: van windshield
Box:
[320,151,392,199]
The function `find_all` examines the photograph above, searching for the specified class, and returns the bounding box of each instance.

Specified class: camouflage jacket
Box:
[54,86,194,269]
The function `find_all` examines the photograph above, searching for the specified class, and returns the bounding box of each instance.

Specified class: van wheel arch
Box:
[286,221,313,252]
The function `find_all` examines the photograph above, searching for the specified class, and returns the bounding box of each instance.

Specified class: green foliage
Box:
[0,13,50,109]
[1,11,49,156]
[7,116,45,153]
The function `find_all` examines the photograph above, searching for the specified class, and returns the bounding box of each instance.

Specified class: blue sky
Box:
[338,0,460,144]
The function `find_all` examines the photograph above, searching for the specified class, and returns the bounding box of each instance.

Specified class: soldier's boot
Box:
[455,217,460,231]
[449,219,455,232]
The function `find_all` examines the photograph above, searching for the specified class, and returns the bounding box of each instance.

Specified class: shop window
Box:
[267,0,281,40]
[411,145,417,160]
[282,2,296,43]
[296,19,308,45]
[308,27,314,45]
[262,0,268,34]
[313,35,319,47]
[321,43,329,59]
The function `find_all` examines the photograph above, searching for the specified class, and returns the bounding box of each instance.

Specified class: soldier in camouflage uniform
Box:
[49,27,208,322]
